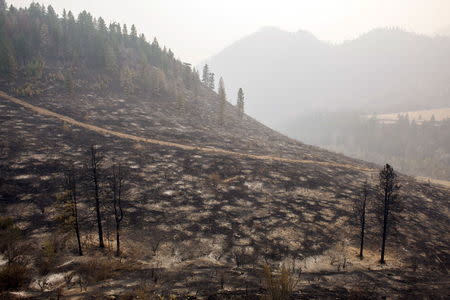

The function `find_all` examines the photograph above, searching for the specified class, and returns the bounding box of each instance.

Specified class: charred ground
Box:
[0,88,449,299]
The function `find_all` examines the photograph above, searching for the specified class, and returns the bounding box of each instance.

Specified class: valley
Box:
[372,107,450,124]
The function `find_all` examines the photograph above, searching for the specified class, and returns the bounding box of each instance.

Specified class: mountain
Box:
[0,4,449,299]
[205,27,450,129]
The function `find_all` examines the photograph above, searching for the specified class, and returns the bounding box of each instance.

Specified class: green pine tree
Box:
[237,88,245,119]
[218,77,226,126]
[202,64,209,86]
[98,17,107,31]
[0,0,16,78]
[130,24,137,40]
[209,72,215,90]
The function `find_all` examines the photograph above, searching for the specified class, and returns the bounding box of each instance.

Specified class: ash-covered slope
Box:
[1,87,449,298]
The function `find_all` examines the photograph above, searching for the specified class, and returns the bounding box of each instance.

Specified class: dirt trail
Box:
[0,91,374,172]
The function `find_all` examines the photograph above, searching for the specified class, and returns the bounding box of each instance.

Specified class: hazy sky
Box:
[10,0,450,64]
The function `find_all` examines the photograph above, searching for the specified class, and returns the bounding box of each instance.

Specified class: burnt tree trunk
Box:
[65,167,83,256]
[90,145,104,249]
[72,181,83,256]
[380,189,389,264]
[110,164,124,257]
[359,190,367,259]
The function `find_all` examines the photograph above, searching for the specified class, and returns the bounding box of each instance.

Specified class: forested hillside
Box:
[0,1,200,99]
[285,113,450,180]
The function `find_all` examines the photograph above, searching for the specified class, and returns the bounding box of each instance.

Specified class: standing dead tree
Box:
[353,180,369,259]
[108,164,126,256]
[378,164,401,264]
[63,165,83,256]
[87,145,105,249]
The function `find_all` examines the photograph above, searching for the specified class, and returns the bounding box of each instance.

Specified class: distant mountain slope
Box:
[206,27,450,129]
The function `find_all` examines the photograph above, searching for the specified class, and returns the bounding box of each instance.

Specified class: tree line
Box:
[201,64,246,124]
[0,1,248,126]
[290,112,450,180]
[0,1,198,98]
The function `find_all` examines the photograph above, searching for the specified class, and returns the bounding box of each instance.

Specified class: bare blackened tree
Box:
[378,164,401,264]
[63,165,83,256]
[108,164,126,256]
[353,180,369,259]
[87,145,104,249]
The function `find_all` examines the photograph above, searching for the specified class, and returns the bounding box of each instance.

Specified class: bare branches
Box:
[108,163,127,256]
[86,145,105,249]
[353,179,370,259]
[62,163,83,256]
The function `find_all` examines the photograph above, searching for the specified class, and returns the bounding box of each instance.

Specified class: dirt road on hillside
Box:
[1,91,375,172]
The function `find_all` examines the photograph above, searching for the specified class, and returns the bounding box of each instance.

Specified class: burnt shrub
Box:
[0,263,31,291]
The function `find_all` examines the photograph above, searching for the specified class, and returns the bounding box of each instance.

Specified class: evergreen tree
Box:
[378,164,401,264]
[130,24,137,40]
[46,5,56,18]
[98,17,107,32]
[218,77,226,126]
[353,180,369,259]
[209,72,215,90]
[237,88,245,119]
[0,36,16,79]
[152,37,160,49]
[0,0,16,78]
[202,64,209,86]
[67,10,75,21]
[168,48,174,59]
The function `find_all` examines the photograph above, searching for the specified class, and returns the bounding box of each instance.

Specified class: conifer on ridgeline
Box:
[218,77,226,126]
[202,64,209,86]
[209,72,215,90]
[237,88,245,119]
